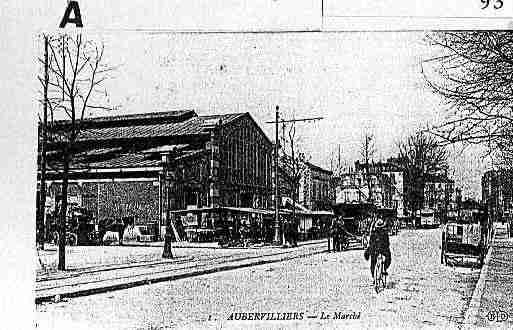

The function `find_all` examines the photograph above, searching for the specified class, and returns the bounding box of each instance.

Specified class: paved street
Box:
[37,244,266,275]
[36,228,481,329]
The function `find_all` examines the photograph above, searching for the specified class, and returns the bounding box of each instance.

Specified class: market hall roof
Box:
[47,110,274,147]
[43,110,270,175]
[47,144,207,170]
[63,111,247,142]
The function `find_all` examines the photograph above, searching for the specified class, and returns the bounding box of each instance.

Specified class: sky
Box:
[35,31,488,199]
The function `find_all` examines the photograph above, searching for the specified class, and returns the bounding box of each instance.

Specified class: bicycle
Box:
[374,253,387,293]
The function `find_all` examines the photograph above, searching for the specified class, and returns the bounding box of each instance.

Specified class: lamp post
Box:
[273,106,280,244]
[162,151,175,258]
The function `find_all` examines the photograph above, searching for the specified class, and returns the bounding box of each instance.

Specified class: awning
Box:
[280,208,334,216]
[222,207,274,215]
[169,206,273,215]
[168,207,332,217]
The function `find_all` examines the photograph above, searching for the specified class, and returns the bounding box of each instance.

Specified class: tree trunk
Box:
[58,151,70,271]
[37,35,49,251]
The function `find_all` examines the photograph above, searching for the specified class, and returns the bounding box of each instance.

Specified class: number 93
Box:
[481,0,504,10]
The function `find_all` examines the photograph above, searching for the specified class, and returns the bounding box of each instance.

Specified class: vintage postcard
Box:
[1,1,512,329]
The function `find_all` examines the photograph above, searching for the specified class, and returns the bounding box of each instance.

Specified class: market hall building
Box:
[42,110,274,242]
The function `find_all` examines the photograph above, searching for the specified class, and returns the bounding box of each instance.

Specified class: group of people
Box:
[283,218,298,247]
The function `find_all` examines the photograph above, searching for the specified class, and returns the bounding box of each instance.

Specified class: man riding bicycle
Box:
[364,216,391,278]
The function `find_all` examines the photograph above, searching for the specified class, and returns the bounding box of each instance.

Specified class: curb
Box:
[462,234,496,328]
[35,248,327,304]
[125,239,327,249]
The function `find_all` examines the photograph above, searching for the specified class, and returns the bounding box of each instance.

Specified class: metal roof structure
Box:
[44,111,250,173]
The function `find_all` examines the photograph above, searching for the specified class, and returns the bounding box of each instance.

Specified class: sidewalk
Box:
[464,225,513,329]
[35,240,328,304]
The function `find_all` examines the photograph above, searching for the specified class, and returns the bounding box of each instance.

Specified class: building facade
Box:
[423,174,455,222]
[482,170,513,223]
[334,169,394,209]
[298,162,334,211]
[40,110,274,242]
[334,160,400,211]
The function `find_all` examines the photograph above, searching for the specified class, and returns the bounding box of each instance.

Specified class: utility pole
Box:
[273,106,280,244]
[266,105,323,245]
[162,152,175,258]
[37,35,49,250]
[62,34,65,101]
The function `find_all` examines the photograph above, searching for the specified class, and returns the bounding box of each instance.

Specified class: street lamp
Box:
[162,151,175,258]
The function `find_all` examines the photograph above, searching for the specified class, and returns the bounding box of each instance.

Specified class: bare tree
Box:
[422,32,513,169]
[359,131,376,203]
[37,33,116,270]
[396,131,449,219]
[279,121,308,237]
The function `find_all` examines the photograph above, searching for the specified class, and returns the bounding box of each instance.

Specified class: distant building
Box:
[482,170,513,223]
[334,163,394,210]
[298,162,334,211]
[39,110,274,242]
[423,174,455,221]
[278,160,334,240]
[334,159,403,214]
[358,159,406,217]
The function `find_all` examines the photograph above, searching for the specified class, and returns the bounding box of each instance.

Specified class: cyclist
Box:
[364,216,391,278]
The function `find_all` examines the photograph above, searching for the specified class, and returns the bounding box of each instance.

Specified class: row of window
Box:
[220,123,272,188]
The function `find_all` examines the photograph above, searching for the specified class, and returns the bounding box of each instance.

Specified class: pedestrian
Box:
[332,219,340,252]
[290,219,298,247]
[282,218,289,247]
[338,218,346,250]
[285,219,294,247]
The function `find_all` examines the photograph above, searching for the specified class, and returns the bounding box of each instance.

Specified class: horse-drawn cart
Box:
[441,204,491,267]
[332,203,376,250]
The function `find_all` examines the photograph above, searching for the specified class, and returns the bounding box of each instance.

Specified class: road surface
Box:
[36,228,480,329]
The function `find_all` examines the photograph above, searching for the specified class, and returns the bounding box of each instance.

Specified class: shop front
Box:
[170,207,274,243]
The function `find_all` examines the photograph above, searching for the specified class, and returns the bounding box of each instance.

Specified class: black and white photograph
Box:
[29,29,513,329]
[1,1,513,330]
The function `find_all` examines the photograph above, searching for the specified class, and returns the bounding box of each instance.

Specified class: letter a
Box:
[59,1,83,28]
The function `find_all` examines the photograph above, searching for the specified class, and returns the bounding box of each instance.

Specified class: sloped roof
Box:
[44,111,261,172]
[199,113,245,127]
[70,111,246,142]
[70,152,161,169]
[54,110,196,127]
[48,145,207,170]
